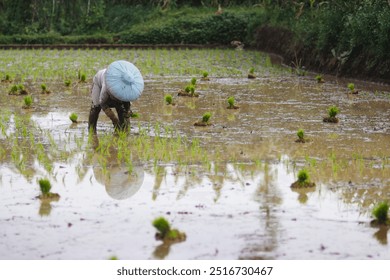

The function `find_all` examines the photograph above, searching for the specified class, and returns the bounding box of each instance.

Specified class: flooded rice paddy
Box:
[0,48,390,259]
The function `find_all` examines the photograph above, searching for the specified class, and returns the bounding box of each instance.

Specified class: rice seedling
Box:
[64,79,71,87]
[295,128,308,143]
[9,85,18,95]
[164,94,175,105]
[248,67,256,79]
[323,105,340,123]
[194,112,212,126]
[37,178,60,200]
[291,169,315,188]
[371,201,389,225]
[201,71,210,81]
[41,83,50,94]
[227,96,239,109]
[315,75,324,83]
[347,83,358,94]
[23,95,33,108]
[69,112,78,123]
[152,216,186,242]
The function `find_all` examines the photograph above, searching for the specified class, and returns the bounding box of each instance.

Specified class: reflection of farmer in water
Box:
[88,60,144,133]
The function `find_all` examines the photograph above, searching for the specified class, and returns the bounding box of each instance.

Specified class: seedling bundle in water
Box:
[22,95,33,109]
[164,94,175,105]
[178,78,199,97]
[295,128,308,143]
[227,96,239,109]
[37,178,60,200]
[152,217,186,242]
[201,71,210,81]
[69,113,78,123]
[194,112,212,126]
[248,67,256,79]
[315,75,324,83]
[41,83,50,94]
[347,83,358,94]
[371,201,389,226]
[291,169,315,188]
[323,105,340,123]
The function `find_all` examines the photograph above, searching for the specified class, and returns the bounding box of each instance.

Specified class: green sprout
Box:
[249,67,255,74]
[228,96,235,109]
[190,78,197,86]
[80,73,86,82]
[164,94,173,105]
[23,95,33,107]
[153,217,171,238]
[152,216,186,242]
[4,74,11,81]
[9,85,18,94]
[184,85,195,95]
[372,201,389,224]
[297,169,309,184]
[328,106,339,118]
[315,75,324,83]
[297,129,305,141]
[18,84,25,91]
[39,178,52,195]
[202,112,212,123]
[69,112,78,123]
[64,79,71,87]
[202,71,208,78]
[347,83,355,91]
[41,84,47,91]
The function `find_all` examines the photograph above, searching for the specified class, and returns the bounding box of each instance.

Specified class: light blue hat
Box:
[105,60,144,102]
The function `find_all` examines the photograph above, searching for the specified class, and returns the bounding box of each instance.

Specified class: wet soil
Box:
[0,49,390,260]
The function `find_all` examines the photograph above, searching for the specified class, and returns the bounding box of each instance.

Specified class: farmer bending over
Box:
[88,60,144,133]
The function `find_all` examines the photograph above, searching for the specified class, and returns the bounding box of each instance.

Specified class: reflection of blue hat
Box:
[105,60,144,102]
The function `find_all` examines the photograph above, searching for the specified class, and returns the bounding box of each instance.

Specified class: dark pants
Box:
[88,99,131,133]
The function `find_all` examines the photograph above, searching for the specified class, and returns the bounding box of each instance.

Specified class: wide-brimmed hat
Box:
[105,60,144,102]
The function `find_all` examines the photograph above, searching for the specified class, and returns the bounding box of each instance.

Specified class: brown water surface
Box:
[1,51,390,260]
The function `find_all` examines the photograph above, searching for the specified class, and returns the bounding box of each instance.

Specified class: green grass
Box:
[372,201,389,224]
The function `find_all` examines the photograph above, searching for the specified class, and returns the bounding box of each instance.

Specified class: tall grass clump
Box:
[372,201,389,225]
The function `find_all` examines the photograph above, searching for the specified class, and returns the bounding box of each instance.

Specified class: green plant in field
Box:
[315,75,324,83]
[185,84,195,94]
[9,84,18,94]
[328,106,339,118]
[291,169,315,188]
[191,77,197,86]
[372,201,389,225]
[153,217,171,237]
[152,216,186,242]
[69,112,78,123]
[130,112,139,118]
[296,128,307,143]
[79,72,86,82]
[227,96,239,109]
[249,67,255,74]
[202,71,208,78]
[164,94,174,105]
[41,83,50,94]
[39,178,51,195]
[297,169,309,184]
[64,79,71,87]
[202,112,211,123]
[23,95,33,108]
[324,105,340,123]
[347,83,358,94]
[2,73,11,82]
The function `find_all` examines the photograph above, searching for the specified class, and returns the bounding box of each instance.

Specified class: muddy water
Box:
[1,50,390,260]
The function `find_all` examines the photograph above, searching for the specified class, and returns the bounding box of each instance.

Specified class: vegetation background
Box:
[0,0,389,81]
